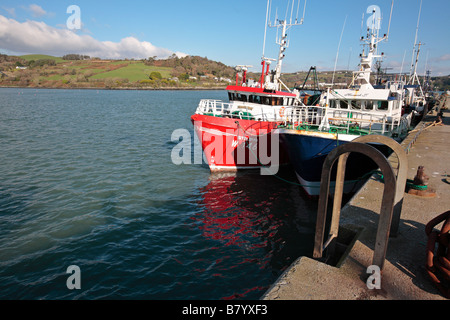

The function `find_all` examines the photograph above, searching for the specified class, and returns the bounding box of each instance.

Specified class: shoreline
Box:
[0,85,228,91]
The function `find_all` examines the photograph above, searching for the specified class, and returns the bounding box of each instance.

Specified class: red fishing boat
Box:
[191,0,307,174]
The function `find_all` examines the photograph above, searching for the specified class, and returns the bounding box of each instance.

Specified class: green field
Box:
[20,54,66,63]
[19,55,173,81]
[90,62,173,81]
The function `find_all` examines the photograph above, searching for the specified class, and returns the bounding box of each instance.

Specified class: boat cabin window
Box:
[249,95,261,104]
[234,93,247,102]
[271,97,283,106]
[329,100,337,108]
[229,93,249,102]
[376,100,389,111]
[350,100,362,110]
[230,93,293,106]
[340,100,349,109]
[262,97,270,105]
[363,100,374,110]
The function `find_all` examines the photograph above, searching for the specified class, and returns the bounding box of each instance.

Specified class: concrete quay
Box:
[263,95,450,300]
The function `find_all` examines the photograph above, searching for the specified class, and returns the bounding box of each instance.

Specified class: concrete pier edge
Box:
[263,94,450,300]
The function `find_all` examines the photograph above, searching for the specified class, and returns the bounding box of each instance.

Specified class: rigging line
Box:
[386,0,394,41]
[332,15,348,86]
[290,0,294,24]
[399,50,407,78]
[360,12,365,39]
[302,0,307,23]
[285,0,290,22]
[410,0,423,77]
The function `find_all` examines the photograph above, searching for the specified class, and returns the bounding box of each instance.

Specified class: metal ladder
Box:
[313,135,408,270]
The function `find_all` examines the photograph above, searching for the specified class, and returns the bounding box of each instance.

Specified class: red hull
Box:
[191,114,289,172]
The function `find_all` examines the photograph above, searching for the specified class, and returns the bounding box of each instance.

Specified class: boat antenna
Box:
[347,47,352,72]
[386,0,394,41]
[332,15,347,86]
[399,49,406,79]
[360,12,365,39]
[301,0,307,24]
[409,0,423,78]
[290,0,295,24]
[285,0,291,23]
[423,50,429,77]
[262,0,271,59]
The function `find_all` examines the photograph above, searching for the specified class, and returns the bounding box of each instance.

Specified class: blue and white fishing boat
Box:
[278,7,413,196]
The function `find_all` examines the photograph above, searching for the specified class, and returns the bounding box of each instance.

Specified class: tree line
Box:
[62,54,91,60]
[144,54,235,79]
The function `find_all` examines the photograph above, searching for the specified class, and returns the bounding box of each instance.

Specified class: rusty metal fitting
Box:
[425,211,450,298]
[413,165,429,186]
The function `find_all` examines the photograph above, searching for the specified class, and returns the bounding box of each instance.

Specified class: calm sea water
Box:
[0,88,317,300]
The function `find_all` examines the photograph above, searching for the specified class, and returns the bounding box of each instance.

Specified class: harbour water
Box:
[0,88,317,300]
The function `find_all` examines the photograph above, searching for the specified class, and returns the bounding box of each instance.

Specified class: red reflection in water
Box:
[190,171,316,299]
[193,173,284,250]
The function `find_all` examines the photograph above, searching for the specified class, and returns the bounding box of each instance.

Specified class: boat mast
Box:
[410,42,423,85]
[407,0,425,100]
[273,19,289,86]
[262,0,306,91]
[351,3,392,89]
[408,0,422,82]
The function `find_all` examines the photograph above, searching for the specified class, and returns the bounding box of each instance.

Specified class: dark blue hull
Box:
[281,131,386,196]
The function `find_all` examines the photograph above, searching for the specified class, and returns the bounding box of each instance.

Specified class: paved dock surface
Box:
[263,95,450,300]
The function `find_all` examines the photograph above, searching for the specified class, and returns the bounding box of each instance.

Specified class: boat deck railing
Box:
[195,99,296,122]
[195,100,412,137]
[196,99,234,117]
[284,105,410,136]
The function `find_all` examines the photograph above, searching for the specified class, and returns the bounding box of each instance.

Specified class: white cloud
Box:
[28,4,47,17]
[436,54,450,62]
[2,7,16,17]
[0,15,187,59]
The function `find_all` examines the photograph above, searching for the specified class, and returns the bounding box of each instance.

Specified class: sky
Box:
[0,0,449,76]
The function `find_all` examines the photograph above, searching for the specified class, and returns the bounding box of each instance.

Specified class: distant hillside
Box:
[0,53,449,91]
[0,54,235,89]
[20,54,66,63]
[431,75,450,91]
